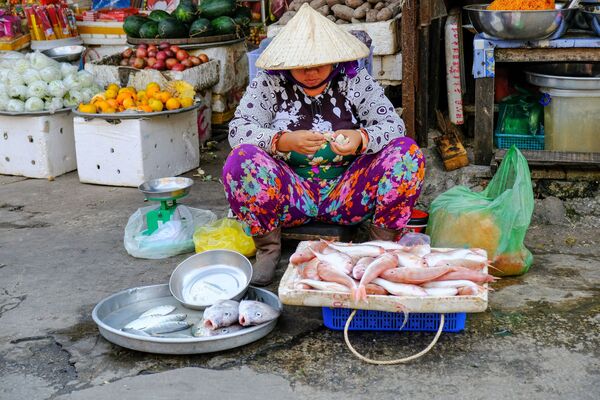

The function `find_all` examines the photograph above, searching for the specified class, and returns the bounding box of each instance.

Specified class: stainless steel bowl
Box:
[42,45,86,62]
[169,250,253,310]
[526,62,600,89]
[464,3,578,40]
[582,7,600,35]
[138,177,194,201]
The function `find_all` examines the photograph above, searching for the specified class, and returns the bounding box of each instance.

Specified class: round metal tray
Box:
[0,108,72,117]
[71,104,199,120]
[92,284,281,354]
[526,63,600,90]
[139,177,194,201]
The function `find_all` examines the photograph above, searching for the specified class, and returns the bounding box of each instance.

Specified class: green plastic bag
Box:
[427,146,534,276]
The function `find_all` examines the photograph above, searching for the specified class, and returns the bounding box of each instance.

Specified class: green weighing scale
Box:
[138,177,194,235]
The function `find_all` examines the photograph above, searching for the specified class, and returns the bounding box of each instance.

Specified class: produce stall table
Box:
[471,33,600,166]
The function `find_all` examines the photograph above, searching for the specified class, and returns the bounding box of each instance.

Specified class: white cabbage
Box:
[23,69,41,85]
[40,66,61,83]
[48,80,67,98]
[76,70,94,88]
[8,84,28,99]
[27,81,48,99]
[62,73,79,90]
[60,62,78,78]
[0,96,9,111]
[81,87,96,103]
[7,99,25,112]
[25,97,45,112]
[30,51,58,70]
[0,68,10,82]
[15,58,30,74]
[44,97,64,112]
[10,73,24,87]
[63,89,85,107]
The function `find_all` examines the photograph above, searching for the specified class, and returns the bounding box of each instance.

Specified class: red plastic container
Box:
[405,209,429,234]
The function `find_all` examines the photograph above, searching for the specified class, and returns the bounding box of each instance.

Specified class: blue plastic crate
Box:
[494,132,545,150]
[322,307,466,333]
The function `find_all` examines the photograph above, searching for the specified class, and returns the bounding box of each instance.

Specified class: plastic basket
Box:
[494,132,545,150]
[322,308,467,333]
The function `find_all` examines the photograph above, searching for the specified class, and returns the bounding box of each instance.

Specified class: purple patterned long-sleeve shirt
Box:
[229,68,406,156]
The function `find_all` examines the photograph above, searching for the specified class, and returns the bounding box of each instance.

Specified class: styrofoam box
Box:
[73,109,200,187]
[0,113,77,179]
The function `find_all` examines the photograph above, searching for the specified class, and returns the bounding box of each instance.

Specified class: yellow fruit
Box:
[107,83,119,93]
[165,98,181,110]
[106,99,119,109]
[146,82,160,92]
[138,105,153,113]
[137,90,146,99]
[78,103,97,113]
[148,98,164,112]
[146,86,160,99]
[105,107,116,114]
[180,97,193,108]
[90,94,106,105]
[155,91,171,103]
[117,91,136,104]
[123,97,135,109]
[95,100,110,112]
[118,87,135,95]
[104,89,117,100]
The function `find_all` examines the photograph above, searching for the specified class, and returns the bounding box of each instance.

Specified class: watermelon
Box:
[198,0,236,19]
[189,18,213,37]
[157,18,189,38]
[210,16,237,35]
[139,21,160,39]
[233,7,251,28]
[123,15,150,38]
[173,1,197,24]
[148,10,171,22]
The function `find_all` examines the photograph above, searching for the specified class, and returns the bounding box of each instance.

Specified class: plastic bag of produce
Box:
[193,218,256,257]
[427,146,534,276]
[124,205,217,259]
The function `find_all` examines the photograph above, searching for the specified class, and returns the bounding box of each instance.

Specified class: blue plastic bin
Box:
[247,37,374,82]
[322,307,467,333]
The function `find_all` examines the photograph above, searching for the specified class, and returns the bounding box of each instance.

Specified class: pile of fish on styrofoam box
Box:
[0,111,77,179]
[73,108,200,187]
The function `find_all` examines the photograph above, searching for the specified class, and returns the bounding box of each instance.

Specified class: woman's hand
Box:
[276,130,326,155]
[329,130,363,156]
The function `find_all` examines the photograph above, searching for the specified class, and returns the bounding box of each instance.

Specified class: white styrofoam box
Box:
[73,109,200,187]
[0,112,77,179]
[371,52,403,86]
[190,41,249,95]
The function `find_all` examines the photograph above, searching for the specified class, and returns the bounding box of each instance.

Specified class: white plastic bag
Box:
[124,205,217,259]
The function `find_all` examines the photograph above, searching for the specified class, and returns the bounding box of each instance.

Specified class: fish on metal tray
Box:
[138,305,177,318]
[123,313,187,331]
[121,327,152,337]
[238,300,281,327]
[192,323,244,337]
[144,321,192,335]
[202,300,239,330]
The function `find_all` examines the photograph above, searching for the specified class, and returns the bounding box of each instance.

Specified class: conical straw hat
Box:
[256,4,370,70]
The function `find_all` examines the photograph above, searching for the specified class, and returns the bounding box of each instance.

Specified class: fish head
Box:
[238,300,281,326]
[202,300,239,329]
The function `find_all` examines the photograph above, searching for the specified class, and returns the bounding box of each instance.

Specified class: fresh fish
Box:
[352,257,375,280]
[380,266,454,284]
[238,300,281,326]
[322,240,385,258]
[405,244,431,258]
[121,327,152,337]
[423,280,479,289]
[434,267,497,283]
[457,286,486,296]
[424,249,488,268]
[394,251,428,269]
[138,305,177,318]
[297,279,351,292]
[290,241,328,265]
[192,323,244,337]
[143,321,192,335]
[296,257,320,280]
[317,263,358,294]
[310,249,353,275]
[424,287,458,297]
[153,333,193,339]
[356,253,398,301]
[362,241,407,251]
[365,283,388,295]
[202,300,239,330]
[123,313,187,330]
[372,278,427,297]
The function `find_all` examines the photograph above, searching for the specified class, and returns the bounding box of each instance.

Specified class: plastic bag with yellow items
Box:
[193,218,256,257]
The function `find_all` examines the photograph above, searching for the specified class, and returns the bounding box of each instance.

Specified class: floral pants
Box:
[222,137,425,236]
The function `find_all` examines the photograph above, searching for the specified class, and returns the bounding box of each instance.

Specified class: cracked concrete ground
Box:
[0,143,599,400]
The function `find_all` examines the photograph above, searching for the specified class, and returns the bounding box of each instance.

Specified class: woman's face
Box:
[290,64,334,87]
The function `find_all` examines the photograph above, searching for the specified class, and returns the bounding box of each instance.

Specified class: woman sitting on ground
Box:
[222,4,425,285]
